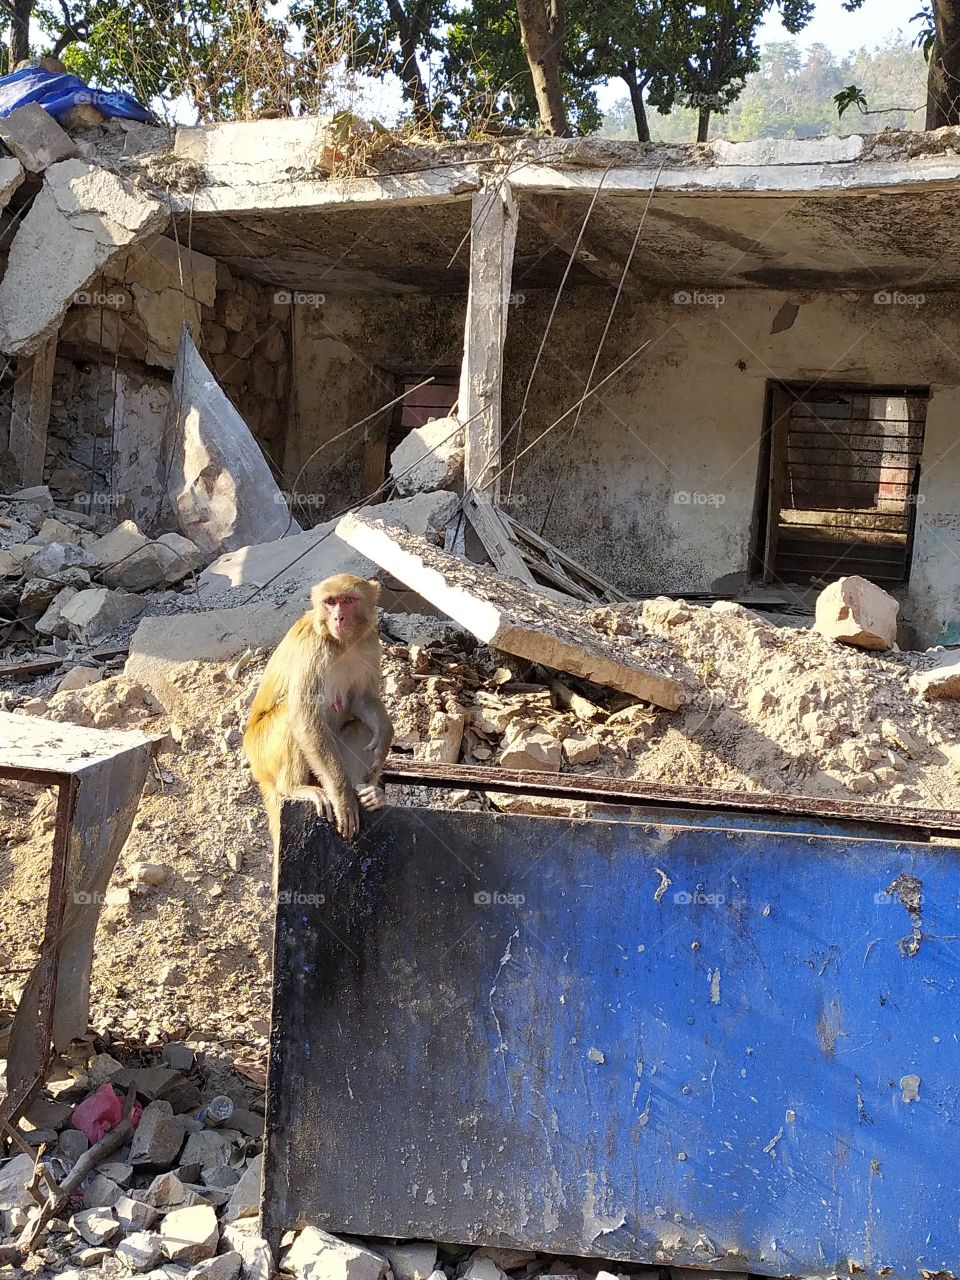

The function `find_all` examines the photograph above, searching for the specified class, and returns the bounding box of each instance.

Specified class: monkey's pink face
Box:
[323,593,362,641]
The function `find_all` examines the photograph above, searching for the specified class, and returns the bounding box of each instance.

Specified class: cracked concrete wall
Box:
[287,294,465,520]
[502,285,960,644]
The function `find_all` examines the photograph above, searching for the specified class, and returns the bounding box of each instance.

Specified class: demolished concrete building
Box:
[3,116,960,645]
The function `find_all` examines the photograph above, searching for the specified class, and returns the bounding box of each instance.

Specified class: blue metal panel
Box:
[265,804,960,1279]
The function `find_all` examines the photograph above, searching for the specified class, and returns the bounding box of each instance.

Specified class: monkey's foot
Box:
[287,786,334,823]
[357,783,385,811]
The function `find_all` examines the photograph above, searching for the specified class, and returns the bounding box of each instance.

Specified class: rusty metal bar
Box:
[381,757,960,836]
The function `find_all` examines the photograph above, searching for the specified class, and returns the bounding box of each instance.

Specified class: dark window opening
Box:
[755,383,928,588]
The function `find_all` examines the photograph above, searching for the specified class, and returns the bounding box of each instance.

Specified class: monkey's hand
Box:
[357,783,385,812]
[288,786,334,825]
[331,784,361,840]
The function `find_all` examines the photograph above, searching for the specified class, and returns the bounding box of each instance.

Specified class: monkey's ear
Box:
[367,578,382,601]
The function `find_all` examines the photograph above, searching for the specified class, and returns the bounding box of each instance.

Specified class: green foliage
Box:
[602,36,926,141]
[834,83,868,116]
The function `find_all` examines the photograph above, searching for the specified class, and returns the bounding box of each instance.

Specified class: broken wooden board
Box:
[337,513,687,709]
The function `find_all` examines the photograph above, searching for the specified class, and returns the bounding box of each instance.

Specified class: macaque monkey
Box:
[243,574,394,858]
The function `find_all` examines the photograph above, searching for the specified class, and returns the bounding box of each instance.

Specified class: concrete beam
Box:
[8,334,57,486]
[520,193,639,294]
[458,181,518,499]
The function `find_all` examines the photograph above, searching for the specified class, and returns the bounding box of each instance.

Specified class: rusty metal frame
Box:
[0,764,77,1130]
[382,757,960,837]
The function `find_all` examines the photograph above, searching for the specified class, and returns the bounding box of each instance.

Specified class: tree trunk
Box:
[621,66,650,142]
[697,106,711,142]
[516,0,568,136]
[9,0,31,69]
[926,0,960,128]
[386,0,432,123]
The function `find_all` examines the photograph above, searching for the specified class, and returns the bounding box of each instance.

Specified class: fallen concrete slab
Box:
[0,102,77,173]
[912,650,960,698]
[165,329,300,556]
[337,513,687,708]
[0,159,166,355]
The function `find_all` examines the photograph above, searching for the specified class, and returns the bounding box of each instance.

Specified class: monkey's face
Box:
[321,591,364,642]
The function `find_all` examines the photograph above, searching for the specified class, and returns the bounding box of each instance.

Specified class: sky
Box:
[758,0,921,51]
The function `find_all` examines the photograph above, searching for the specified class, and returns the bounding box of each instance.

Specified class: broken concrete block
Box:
[0,156,23,209]
[61,586,143,644]
[36,515,83,544]
[0,102,77,172]
[22,540,96,578]
[384,1243,438,1280]
[382,612,468,648]
[0,158,165,356]
[179,1130,237,1180]
[338,514,687,709]
[222,1152,261,1222]
[20,566,89,613]
[911,650,960,698]
[116,1230,164,1272]
[71,1206,120,1246]
[56,1128,89,1167]
[814,576,899,651]
[160,1202,220,1264]
[35,585,81,637]
[57,665,101,692]
[221,1220,275,1280]
[0,1152,35,1210]
[390,416,464,496]
[499,727,562,771]
[187,1254,244,1280]
[129,1100,187,1170]
[155,531,204,581]
[130,234,217,308]
[141,1170,200,1209]
[82,1172,122,1208]
[161,1041,195,1072]
[414,711,465,764]
[0,542,36,576]
[165,329,300,557]
[562,734,600,765]
[88,519,182,591]
[459,1260,506,1280]
[115,1192,160,1232]
[283,1226,390,1280]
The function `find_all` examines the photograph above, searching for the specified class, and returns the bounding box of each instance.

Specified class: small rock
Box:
[473,1250,536,1271]
[141,1171,200,1209]
[86,1052,124,1087]
[82,1172,122,1208]
[162,1042,195,1072]
[0,1152,36,1210]
[912,650,960,699]
[458,1260,506,1280]
[221,1220,275,1280]
[129,1101,187,1170]
[179,1129,238,1180]
[562,734,600,766]
[117,1231,164,1272]
[384,1243,438,1280]
[499,727,561,772]
[34,585,81,637]
[73,1246,111,1266]
[98,1161,133,1185]
[814,575,898,651]
[186,1255,244,1280]
[20,565,90,612]
[223,1153,261,1223]
[61,586,143,644]
[283,1226,389,1280]
[880,719,919,754]
[130,862,170,891]
[226,1110,263,1138]
[57,665,102,692]
[155,531,204,582]
[57,1128,90,1167]
[115,1192,160,1232]
[160,1203,220,1264]
[71,1206,120,1246]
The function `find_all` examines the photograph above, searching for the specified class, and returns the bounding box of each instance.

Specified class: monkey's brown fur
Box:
[244,573,394,859]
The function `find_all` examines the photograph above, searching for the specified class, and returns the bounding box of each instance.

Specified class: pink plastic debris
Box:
[70,1083,142,1143]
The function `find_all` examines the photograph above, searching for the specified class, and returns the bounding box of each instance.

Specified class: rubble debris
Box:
[60,586,143,643]
[0,158,166,355]
[160,1202,220,1263]
[338,513,688,709]
[283,1226,390,1280]
[912,650,960,699]
[815,575,899,651]
[499,725,562,771]
[0,100,77,172]
[390,416,464,496]
[165,329,300,557]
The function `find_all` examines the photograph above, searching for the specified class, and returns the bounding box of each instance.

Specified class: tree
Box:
[515,0,567,133]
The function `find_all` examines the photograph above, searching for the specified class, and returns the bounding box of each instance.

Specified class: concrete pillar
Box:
[9,334,57,486]
[458,181,518,500]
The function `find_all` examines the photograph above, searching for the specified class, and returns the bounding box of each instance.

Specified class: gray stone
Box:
[57,1128,90,1167]
[186,1255,244,1280]
[129,1101,187,1170]
[221,1220,275,1280]
[282,1226,389,1280]
[115,1192,160,1232]
[89,519,181,591]
[141,1171,200,1209]
[61,586,143,644]
[384,1243,438,1280]
[22,539,96,578]
[200,1164,241,1189]
[179,1130,238,1179]
[71,1206,120,1246]
[381,612,468,648]
[0,156,23,209]
[161,1042,195,1072]
[225,1110,263,1138]
[499,727,562,771]
[390,416,464,496]
[160,1203,219,1264]
[814,575,899,651]
[117,1231,165,1272]
[222,1153,261,1223]
[82,1172,122,1208]
[0,158,166,356]
[458,1260,505,1280]
[57,664,102,692]
[0,102,77,172]
[0,1152,35,1210]
[20,565,90,612]
[155,532,204,582]
[86,1051,123,1086]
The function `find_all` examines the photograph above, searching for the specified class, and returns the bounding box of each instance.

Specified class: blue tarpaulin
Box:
[0,68,152,124]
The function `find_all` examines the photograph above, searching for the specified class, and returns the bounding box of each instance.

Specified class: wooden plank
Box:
[461,491,536,585]
[458,183,519,498]
[503,512,626,602]
[764,385,792,584]
[8,335,57,487]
